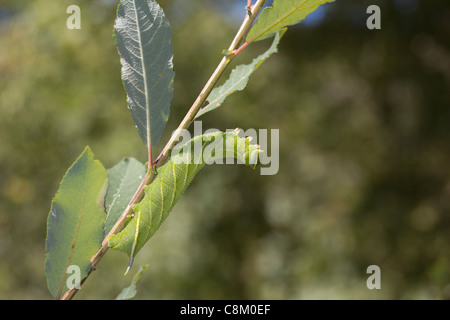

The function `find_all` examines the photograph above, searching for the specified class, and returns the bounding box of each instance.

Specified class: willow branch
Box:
[60,0,266,300]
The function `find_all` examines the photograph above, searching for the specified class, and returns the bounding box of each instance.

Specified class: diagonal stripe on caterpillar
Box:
[108,130,261,272]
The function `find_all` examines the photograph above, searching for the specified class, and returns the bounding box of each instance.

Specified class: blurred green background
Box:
[0,0,449,299]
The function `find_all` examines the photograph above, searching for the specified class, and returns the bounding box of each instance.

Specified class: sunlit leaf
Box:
[246,0,334,42]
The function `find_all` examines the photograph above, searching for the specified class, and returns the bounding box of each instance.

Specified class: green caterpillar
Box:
[108,130,261,272]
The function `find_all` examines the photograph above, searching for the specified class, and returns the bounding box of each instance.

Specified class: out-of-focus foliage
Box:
[0,0,448,299]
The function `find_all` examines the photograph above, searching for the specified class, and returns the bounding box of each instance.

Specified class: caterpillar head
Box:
[244,142,261,169]
[249,148,261,169]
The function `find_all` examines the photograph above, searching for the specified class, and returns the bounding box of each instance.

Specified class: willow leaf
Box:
[195,30,285,119]
[246,0,334,42]
[105,158,146,234]
[115,0,175,147]
[45,146,108,299]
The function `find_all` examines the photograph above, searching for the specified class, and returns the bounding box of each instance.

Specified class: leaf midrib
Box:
[132,1,152,148]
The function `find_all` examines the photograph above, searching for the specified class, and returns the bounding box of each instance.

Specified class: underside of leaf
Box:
[115,0,175,147]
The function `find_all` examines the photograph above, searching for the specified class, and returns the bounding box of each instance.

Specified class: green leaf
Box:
[115,264,149,300]
[105,158,146,235]
[246,0,335,42]
[108,130,262,273]
[195,30,285,119]
[115,0,175,147]
[45,146,108,299]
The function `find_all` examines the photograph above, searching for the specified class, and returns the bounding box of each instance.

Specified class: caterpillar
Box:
[108,130,261,272]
